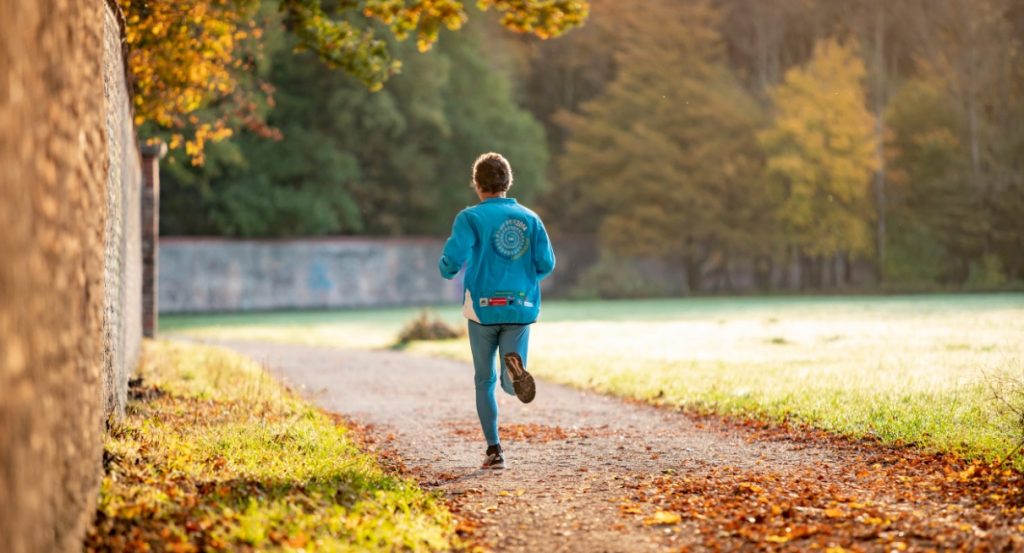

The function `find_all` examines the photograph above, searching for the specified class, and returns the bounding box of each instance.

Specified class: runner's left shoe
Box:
[503,352,536,404]
[482,444,506,469]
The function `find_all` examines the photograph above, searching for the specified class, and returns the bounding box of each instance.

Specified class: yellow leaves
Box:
[824,507,844,518]
[862,515,889,526]
[184,123,233,165]
[761,36,878,257]
[495,488,527,497]
[119,0,263,163]
[765,534,792,543]
[619,502,643,515]
[736,482,764,495]
[642,510,682,526]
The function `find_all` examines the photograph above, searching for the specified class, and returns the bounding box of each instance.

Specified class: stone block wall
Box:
[160,238,464,312]
[0,1,143,550]
[102,4,143,418]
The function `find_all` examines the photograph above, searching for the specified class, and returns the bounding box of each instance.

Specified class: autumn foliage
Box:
[617,416,1024,551]
[760,38,879,259]
[120,0,269,164]
[119,0,589,163]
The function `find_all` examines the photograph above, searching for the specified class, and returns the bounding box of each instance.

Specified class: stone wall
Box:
[160,238,464,312]
[0,1,142,551]
[103,4,143,418]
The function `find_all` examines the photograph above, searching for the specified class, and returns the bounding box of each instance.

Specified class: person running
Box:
[439,152,556,470]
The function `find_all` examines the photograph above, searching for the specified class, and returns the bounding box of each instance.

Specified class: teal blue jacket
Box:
[439,197,555,325]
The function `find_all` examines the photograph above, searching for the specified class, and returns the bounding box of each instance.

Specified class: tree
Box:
[513,0,635,150]
[160,14,547,237]
[120,0,589,163]
[760,38,878,287]
[887,0,1024,284]
[885,76,987,284]
[556,0,769,293]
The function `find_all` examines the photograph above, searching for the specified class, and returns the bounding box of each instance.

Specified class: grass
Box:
[163,293,1024,468]
[86,340,457,552]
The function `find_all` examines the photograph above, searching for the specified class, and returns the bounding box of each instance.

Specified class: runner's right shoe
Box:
[503,352,536,404]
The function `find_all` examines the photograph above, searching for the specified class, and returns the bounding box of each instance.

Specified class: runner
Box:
[439,152,556,470]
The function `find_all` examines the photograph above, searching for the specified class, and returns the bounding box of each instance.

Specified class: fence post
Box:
[140,142,166,338]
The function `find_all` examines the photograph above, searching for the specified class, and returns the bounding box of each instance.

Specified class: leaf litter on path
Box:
[217,341,1024,553]
[611,413,1024,551]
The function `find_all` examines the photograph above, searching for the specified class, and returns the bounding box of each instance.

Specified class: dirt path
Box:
[209,340,1022,552]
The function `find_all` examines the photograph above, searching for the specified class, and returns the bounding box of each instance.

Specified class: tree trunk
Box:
[801,253,824,290]
[966,34,983,193]
[755,254,774,292]
[720,252,735,293]
[780,246,793,290]
[957,256,971,285]
[813,256,826,289]
[872,4,888,284]
[798,253,810,291]
[683,257,703,295]
[843,252,854,287]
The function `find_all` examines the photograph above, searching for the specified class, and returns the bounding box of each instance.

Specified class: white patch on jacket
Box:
[462,289,481,323]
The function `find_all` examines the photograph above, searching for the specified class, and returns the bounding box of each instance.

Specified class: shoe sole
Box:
[481,461,506,470]
[503,353,536,404]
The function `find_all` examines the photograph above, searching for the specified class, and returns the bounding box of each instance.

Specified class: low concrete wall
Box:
[160,238,463,312]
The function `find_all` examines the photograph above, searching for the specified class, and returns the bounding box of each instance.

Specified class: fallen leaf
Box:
[619,503,643,515]
[643,511,682,526]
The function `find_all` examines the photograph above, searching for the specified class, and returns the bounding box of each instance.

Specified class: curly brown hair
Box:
[472,153,513,194]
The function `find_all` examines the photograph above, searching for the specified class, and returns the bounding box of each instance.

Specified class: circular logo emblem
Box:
[493,218,530,260]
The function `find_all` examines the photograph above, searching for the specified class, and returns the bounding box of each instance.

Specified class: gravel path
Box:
[207,340,853,552]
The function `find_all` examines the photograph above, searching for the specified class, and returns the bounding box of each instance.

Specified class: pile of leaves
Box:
[396,311,465,344]
[447,421,613,444]
[613,417,1024,551]
[85,341,456,552]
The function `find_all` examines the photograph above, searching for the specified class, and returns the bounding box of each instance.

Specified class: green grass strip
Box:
[86,340,456,552]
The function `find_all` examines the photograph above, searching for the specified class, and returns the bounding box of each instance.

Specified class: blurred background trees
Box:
[127,0,1024,292]
[542,0,1024,291]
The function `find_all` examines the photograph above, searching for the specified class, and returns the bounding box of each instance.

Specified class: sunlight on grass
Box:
[412,295,1024,467]
[163,294,1024,466]
[88,340,456,552]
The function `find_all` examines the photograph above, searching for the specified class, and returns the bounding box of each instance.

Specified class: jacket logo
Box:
[492,218,530,260]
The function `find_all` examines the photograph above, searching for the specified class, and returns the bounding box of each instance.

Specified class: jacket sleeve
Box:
[533,217,556,281]
[439,211,475,280]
